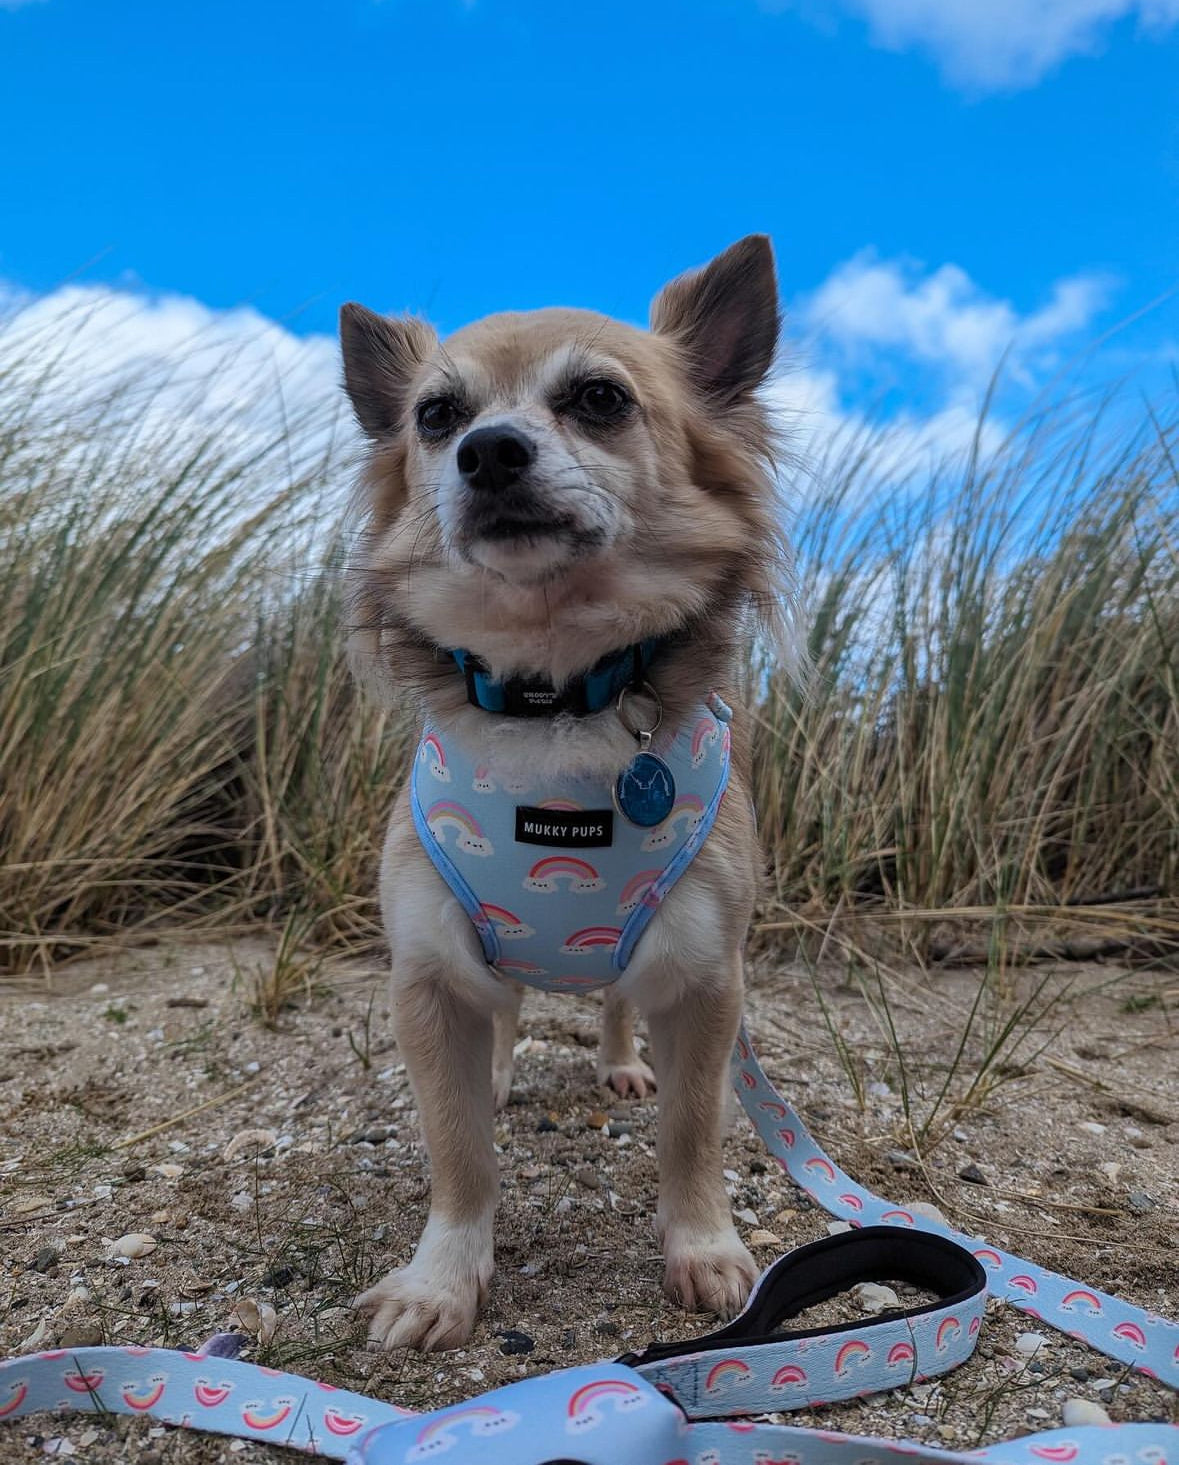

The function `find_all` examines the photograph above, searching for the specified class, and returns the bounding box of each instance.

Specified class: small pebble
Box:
[349,1125,393,1144]
[106,1232,157,1260]
[230,1298,264,1336]
[561,1328,576,1349]
[31,1247,59,1273]
[593,1318,620,1337]
[573,1166,599,1190]
[18,1319,52,1352]
[1068,1367,1090,1382]
[957,1163,987,1185]
[586,1110,609,1130]
[1127,1189,1157,1213]
[1063,1398,1112,1427]
[261,1265,297,1288]
[906,1201,949,1228]
[1026,1408,1051,1421]
[1078,1121,1106,1136]
[59,1323,102,1348]
[536,1117,558,1133]
[856,1282,900,1313]
[887,1150,919,1171]
[495,1329,535,1356]
[198,1332,249,1358]
[1014,1332,1048,1356]
[10,1195,52,1215]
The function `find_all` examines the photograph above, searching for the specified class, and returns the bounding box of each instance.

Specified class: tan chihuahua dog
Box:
[342,235,792,1351]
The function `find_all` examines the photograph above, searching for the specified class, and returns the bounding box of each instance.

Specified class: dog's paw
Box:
[491,1060,514,1111]
[662,1226,756,1318]
[597,1056,656,1099]
[355,1266,483,1352]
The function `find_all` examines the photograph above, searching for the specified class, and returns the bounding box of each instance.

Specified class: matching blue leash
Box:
[731,1025,1179,1388]
[1,1026,1175,1462]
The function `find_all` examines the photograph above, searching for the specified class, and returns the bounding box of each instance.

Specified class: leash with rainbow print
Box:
[1,1026,1175,1463]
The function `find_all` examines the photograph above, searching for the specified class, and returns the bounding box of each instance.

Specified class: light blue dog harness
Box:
[409,693,732,992]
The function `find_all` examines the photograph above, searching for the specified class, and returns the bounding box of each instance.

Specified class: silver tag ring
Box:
[616,681,663,750]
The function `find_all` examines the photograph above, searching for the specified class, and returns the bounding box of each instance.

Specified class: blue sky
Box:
[1,0,1177,452]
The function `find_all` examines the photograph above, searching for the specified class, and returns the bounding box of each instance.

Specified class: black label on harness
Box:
[514,806,614,848]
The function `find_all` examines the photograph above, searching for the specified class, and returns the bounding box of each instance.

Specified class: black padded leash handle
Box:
[619,1226,987,1367]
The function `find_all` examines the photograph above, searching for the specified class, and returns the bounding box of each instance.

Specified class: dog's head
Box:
[342,235,791,700]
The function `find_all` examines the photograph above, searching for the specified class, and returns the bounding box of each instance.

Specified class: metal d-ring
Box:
[616,680,663,753]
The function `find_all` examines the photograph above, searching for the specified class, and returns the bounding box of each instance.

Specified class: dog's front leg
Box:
[357,970,498,1351]
[646,961,755,1316]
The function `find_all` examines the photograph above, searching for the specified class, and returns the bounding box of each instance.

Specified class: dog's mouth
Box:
[459,495,607,557]
[469,513,576,543]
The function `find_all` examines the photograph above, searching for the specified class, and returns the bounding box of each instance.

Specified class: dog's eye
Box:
[571,379,631,421]
[416,396,464,438]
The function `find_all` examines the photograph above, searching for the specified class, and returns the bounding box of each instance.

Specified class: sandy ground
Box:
[0,938,1176,1463]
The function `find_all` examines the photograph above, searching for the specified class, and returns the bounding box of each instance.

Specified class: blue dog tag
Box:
[615,752,676,828]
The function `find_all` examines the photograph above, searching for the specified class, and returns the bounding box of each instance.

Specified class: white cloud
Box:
[762,251,1113,492]
[761,0,1179,90]
[797,251,1111,390]
[0,283,355,488]
[2,282,339,418]
[766,363,1007,492]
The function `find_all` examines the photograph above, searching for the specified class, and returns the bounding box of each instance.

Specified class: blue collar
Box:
[446,637,661,718]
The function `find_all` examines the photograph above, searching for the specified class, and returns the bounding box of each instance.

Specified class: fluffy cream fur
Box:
[342,235,795,1351]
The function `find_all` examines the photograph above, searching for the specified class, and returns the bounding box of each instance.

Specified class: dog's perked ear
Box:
[649,234,779,407]
[339,303,437,439]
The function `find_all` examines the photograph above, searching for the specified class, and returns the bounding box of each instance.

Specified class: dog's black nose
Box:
[455,425,536,493]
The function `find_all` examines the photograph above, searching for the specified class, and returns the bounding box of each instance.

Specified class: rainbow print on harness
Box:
[410,697,732,993]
